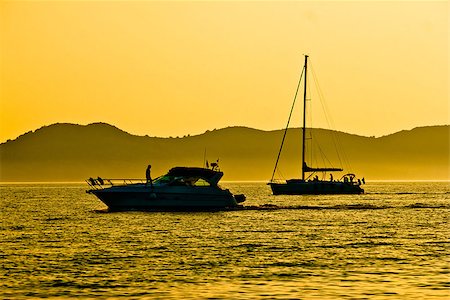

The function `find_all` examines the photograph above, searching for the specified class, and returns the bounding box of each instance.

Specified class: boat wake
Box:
[405,203,450,209]
[367,192,445,195]
[236,203,450,210]
[235,204,390,211]
[93,202,450,213]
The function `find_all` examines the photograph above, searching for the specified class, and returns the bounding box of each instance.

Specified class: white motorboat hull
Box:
[89,184,241,211]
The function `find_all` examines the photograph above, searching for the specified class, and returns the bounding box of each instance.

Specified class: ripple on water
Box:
[0,182,449,299]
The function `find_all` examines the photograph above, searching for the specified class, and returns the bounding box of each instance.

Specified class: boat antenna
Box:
[270,59,305,182]
[203,148,207,168]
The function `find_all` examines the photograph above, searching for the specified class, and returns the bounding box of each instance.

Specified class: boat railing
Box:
[86,177,146,189]
[268,179,288,184]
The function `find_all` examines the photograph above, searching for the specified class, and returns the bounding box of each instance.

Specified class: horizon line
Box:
[1,179,450,185]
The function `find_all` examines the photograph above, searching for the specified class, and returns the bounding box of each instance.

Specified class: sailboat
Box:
[268,55,364,195]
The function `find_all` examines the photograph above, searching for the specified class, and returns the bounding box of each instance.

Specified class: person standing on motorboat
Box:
[146,164,153,188]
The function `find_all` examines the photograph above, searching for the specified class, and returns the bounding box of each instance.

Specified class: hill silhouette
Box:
[0,123,448,181]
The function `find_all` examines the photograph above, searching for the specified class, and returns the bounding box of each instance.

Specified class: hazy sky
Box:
[0,1,448,142]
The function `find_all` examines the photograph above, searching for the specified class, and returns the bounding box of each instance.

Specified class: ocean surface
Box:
[0,182,449,299]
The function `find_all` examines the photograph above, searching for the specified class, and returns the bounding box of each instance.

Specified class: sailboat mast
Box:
[301,55,308,181]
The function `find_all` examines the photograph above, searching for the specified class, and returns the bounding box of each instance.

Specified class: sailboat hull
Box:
[269,180,364,195]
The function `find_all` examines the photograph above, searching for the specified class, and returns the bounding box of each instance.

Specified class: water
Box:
[1,182,449,299]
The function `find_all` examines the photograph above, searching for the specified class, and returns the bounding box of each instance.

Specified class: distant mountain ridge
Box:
[0,123,448,181]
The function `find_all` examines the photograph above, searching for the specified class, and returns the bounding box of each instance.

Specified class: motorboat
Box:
[87,166,245,211]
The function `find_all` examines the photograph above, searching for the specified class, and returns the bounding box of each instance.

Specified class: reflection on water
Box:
[0,182,449,299]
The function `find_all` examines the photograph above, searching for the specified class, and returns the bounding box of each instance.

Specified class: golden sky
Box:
[0,1,448,142]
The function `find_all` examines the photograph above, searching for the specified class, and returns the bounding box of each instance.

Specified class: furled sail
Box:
[303,162,343,173]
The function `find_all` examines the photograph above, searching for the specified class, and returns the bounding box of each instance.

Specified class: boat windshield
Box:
[153,175,173,185]
[153,175,211,187]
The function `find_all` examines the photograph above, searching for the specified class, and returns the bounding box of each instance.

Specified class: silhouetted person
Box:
[362,178,365,184]
[330,174,333,182]
[146,165,153,187]
[358,179,361,185]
